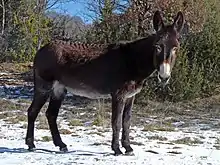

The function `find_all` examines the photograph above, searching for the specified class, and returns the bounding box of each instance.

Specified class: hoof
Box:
[28,146,36,152]
[114,149,123,156]
[59,146,68,152]
[124,146,133,155]
[125,150,134,156]
[26,138,35,151]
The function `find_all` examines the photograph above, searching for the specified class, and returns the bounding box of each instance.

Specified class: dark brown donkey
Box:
[25,11,184,156]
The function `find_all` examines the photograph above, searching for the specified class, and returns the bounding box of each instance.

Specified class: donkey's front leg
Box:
[121,96,135,155]
[111,94,125,156]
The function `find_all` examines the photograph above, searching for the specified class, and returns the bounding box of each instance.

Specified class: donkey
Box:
[25,10,184,156]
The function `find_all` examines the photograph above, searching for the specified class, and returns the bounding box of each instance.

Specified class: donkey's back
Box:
[34,41,129,99]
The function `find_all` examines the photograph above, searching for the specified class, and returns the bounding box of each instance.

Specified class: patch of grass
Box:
[91,142,109,146]
[163,118,180,124]
[172,146,182,149]
[157,141,174,145]
[213,122,220,129]
[36,115,49,130]
[14,62,32,72]
[200,127,211,131]
[87,131,104,137]
[92,99,109,127]
[59,129,72,135]
[167,151,182,154]
[0,99,24,111]
[71,134,79,137]
[41,136,52,142]
[92,115,105,126]
[68,119,83,126]
[198,135,206,139]
[4,114,26,124]
[0,112,14,119]
[216,138,220,144]
[200,156,208,160]
[143,124,175,132]
[96,128,109,133]
[0,62,32,73]
[214,138,220,150]
[16,114,27,121]
[171,137,203,145]
[4,117,19,124]
[214,145,220,150]
[145,150,159,154]
[147,135,168,141]
[17,99,31,105]
[130,141,144,146]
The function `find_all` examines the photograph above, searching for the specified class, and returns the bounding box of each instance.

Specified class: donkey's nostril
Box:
[159,74,170,81]
[159,71,170,79]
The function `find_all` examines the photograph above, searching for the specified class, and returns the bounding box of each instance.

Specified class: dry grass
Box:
[68,119,83,126]
[41,136,52,142]
[91,142,109,146]
[86,131,104,137]
[130,141,145,146]
[0,99,25,112]
[3,114,27,124]
[171,137,203,145]
[167,151,182,154]
[59,128,72,135]
[0,62,32,73]
[92,115,105,126]
[92,99,110,127]
[214,138,220,150]
[36,115,49,130]
[0,112,14,119]
[147,135,168,141]
[143,124,176,132]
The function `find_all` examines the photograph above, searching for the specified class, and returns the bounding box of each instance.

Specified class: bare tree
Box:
[46,0,77,10]
[0,0,5,36]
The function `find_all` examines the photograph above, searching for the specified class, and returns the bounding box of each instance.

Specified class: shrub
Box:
[138,0,220,102]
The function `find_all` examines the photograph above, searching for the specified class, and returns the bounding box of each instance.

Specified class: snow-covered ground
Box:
[0,117,220,165]
[0,73,220,165]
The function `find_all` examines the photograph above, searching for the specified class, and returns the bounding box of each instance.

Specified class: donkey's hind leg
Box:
[25,79,51,151]
[46,82,67,151]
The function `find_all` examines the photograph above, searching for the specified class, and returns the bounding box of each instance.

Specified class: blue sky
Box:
[51,0,93,24]
[51,0,128,24]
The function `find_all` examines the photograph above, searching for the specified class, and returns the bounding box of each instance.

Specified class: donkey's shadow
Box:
[0,147,110,156]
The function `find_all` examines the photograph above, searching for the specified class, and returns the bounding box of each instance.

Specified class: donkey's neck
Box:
[124,34,157,80]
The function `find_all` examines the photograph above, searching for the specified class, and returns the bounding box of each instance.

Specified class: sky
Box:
[51,0,93,24]
[51,0,128,24]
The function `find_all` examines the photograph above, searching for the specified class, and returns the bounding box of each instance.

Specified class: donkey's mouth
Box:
[157,73,171,86]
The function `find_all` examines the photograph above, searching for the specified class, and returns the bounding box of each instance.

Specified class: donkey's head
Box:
[152,11,184,84]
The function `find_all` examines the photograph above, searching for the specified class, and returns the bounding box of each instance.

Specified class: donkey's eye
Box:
[155,45,162,53]
[172,47,178,55]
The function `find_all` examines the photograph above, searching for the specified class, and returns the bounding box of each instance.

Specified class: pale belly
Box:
[52,81,111,99]
[52,80,143,100]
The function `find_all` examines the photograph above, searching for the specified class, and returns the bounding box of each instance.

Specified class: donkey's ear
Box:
[172,11,185,33]
[153,10,164,32]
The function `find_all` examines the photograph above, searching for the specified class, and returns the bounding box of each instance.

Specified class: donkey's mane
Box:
[49,35,156,66]
[52,34,155,53]
[53,39,107,50]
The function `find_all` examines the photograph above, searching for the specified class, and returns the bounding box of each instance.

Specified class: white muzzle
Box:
[159,63,171,79]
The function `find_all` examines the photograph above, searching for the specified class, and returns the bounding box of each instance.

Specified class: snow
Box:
[0,73,220,165]
[0,119,220,165]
